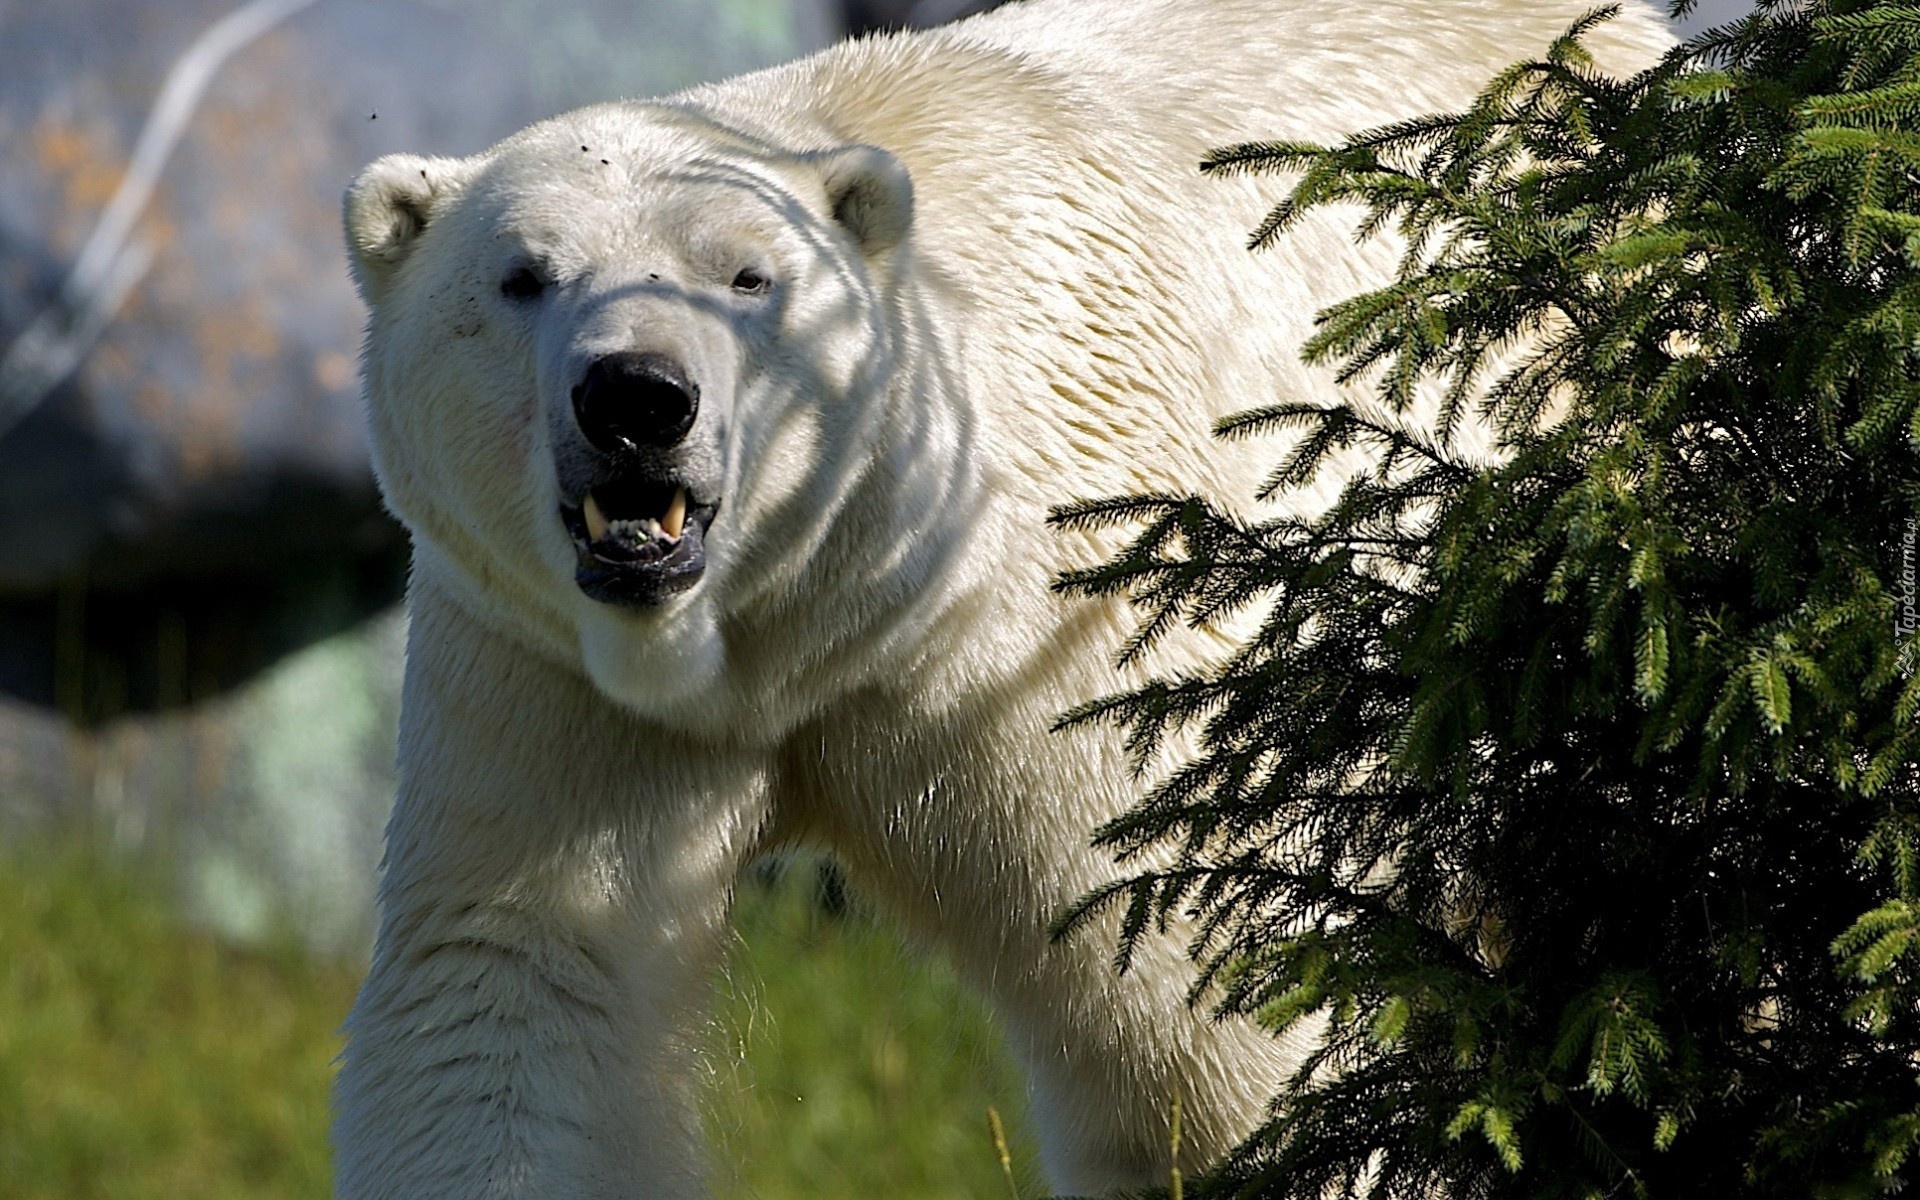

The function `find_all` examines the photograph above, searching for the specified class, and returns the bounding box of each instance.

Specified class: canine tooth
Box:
[663,487,687,540]
[583,493,609,540]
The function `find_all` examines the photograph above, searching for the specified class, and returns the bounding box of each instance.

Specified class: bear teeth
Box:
[662,487,687,540]
[580,486,687,549]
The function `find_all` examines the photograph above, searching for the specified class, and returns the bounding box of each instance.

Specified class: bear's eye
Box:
[730,267,772,295]
[500,265,548,303]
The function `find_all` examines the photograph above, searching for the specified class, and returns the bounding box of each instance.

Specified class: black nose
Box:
[570,351,699,452]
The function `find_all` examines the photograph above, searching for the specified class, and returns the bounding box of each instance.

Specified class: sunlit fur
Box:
[335,1,1673,1196]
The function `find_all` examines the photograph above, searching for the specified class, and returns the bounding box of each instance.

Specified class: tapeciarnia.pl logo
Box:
[1900,518,1917,673]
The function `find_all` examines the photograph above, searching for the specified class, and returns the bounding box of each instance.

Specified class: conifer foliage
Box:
[1054,3,1920,1193]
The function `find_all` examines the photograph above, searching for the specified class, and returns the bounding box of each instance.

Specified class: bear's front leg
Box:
[791,677,1301,1197]
[332,583,768,1200]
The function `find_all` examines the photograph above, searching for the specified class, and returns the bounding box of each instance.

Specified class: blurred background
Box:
[0,0,1752,1197]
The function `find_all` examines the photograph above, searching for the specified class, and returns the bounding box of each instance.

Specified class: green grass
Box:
[712,865,1046,1199]
[0,849,351,1200]
[0,849,1043,1199]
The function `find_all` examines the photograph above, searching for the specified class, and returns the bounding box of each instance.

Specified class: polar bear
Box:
[333,1,1671,1196]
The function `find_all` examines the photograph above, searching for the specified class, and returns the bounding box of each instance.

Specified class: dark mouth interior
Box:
[569,471,702,568]
[596,476,678,525]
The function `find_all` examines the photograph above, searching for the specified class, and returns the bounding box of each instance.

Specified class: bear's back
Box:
[683,0,1673,516]
[829,0,1668,506]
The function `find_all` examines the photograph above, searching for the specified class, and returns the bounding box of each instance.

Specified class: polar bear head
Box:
[344,104,921,719]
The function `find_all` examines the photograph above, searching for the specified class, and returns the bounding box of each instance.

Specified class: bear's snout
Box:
[570,352,700,453]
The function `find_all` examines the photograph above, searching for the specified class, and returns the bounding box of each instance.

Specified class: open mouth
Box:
[559,475,718,607]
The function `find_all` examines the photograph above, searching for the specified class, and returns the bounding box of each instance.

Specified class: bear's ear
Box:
[815,144,913,257]
[343,154,474,305]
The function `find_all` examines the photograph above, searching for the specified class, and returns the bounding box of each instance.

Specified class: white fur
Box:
[336,2,1672,1196]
